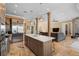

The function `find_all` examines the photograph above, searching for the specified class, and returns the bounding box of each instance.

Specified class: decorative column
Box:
[5,18,12,33]
[36,17,39,34]
[5,18,9,33]
[9,18,12,33]
[47,11,51,36]
[9,18,12,42]
[72,20,75,37]
[23,20,26,34]
[17,20,19,33]
[23,20,26,46]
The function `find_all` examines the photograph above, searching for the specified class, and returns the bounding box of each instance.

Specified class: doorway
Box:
[65,23,71,35]
[65,24,68,35]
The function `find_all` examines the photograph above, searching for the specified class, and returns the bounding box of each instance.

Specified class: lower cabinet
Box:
[0,36,10,56]
[25,35,52,56]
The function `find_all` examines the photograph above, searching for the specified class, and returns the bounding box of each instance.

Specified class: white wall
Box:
[61,23,66,35]
[61,22,73,35]
[73,19,79,35]
[38,21,61,32]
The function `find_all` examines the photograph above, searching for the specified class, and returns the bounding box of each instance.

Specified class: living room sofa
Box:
[40,32,65,42]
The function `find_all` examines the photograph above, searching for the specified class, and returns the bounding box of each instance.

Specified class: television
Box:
[52,28,59,32]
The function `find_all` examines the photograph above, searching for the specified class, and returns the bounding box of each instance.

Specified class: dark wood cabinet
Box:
[24,34,53,56]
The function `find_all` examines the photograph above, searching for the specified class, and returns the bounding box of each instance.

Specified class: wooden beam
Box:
[5,15,21,20]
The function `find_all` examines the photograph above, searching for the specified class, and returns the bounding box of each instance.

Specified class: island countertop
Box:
[25,34,55,42]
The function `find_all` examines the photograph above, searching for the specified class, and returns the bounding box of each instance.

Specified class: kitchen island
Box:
[24,34,55,56]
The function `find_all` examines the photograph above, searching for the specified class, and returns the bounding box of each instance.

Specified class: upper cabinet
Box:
[0,4,6,16]
[0,3,6,24]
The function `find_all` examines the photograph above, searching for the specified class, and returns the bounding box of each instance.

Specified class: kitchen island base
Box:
[24,34,54,56]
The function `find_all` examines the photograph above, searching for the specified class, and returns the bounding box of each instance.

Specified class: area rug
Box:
[71,39,79,51]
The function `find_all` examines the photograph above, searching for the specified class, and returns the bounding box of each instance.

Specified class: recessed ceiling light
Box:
[46,8,50,11]
[24,11,27,13]
[40,3,44,5]
[14,4,18,7]
[40,3,43,4]
[40,3,46,5]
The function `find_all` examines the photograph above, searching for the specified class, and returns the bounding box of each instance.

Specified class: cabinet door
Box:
[0,4,5,17]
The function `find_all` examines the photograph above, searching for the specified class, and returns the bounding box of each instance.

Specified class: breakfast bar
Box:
[24,34,55,56]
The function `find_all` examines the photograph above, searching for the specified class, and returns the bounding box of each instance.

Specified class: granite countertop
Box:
[25,34,55,42]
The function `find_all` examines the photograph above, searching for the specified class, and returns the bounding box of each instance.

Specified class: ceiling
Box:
[5,3,79,21]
